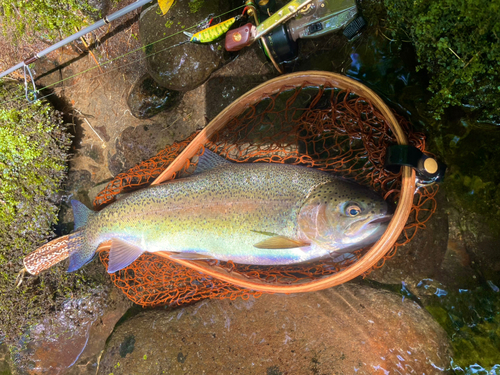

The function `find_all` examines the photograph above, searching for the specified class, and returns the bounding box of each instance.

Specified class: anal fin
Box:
[108,238,145,273]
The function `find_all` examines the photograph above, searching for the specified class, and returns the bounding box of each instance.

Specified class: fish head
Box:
[298,180,392,253]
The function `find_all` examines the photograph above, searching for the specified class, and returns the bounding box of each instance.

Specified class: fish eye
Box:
[346,204,361,217]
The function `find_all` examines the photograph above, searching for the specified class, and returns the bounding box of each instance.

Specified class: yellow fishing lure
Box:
[186,16,240,44]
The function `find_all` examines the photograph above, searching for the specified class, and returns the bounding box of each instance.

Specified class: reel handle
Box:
[225,23,255,51]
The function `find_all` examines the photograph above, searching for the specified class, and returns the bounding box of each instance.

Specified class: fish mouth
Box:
[345,214,393,238]
[367,214,393,225]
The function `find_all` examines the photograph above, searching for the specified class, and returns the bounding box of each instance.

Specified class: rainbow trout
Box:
[68,150,391,273]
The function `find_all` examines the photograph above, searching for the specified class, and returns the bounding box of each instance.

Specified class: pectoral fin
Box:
[108,238,145,273]
[253,236,310,249]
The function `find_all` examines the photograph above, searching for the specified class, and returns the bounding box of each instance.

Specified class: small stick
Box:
[379,30,396,42]
[15,268,26,288]
[448,47,463,62]
[462,55,476,69]
[74,108,106,147]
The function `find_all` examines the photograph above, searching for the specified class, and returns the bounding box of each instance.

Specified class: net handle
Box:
[148,71,416,293]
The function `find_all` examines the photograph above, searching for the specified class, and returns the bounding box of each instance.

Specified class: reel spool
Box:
[226,0,365,72]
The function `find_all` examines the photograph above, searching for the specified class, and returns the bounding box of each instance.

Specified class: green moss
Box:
[0,81,69,262]
[188,0,205,14]
[384,0,500,123]
[1,0,97,42]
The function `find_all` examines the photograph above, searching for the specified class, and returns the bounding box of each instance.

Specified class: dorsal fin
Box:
[71,200,95,230]
[193,149,231,175]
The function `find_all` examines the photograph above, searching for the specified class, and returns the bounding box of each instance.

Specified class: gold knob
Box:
[233,32,242,42]
[424,158,438,174]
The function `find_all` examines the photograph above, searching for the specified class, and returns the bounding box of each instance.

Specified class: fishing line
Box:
[0,4,246,107]
[18,41,188,104]
[53,40,186,96]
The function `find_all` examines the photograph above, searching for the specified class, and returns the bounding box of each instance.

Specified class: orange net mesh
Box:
[94,84,438,307]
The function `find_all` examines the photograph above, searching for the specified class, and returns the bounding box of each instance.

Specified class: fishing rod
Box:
[0,0,153,99]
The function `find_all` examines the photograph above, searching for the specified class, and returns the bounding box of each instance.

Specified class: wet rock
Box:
[127,73,182,119]
[93,125,111,142]
[367,190,480,290]
[9,286,131,375]
[451,206,500,285]
[66,169,94,206]
[97,284,452,374]
[108,123,179,176]
[79,143,106,164]
[66,290,133,375]
[139,1,231,91]
[204,46,277,120]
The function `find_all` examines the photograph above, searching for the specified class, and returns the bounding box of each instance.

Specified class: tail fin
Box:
[67,230,95,272]
[67,200,97,271]
[71,200,94,230]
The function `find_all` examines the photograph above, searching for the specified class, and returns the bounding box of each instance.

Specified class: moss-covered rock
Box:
[0,81,103,354]
[384,0,500,123]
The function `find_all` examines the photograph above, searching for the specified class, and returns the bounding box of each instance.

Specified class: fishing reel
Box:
[226,0,365,72]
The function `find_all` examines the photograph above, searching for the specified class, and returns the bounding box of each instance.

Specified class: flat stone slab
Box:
[97,283,452,374]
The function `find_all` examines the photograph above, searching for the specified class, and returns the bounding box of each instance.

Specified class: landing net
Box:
[94,83,438,307]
